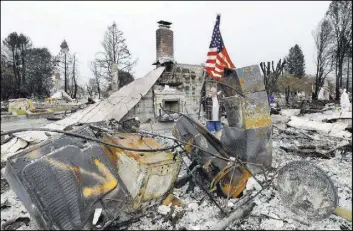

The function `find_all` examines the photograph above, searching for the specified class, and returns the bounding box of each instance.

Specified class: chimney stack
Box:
[155,20,174,65]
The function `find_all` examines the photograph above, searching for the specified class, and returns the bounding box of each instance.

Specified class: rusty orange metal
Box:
[185,136,195,153]
[210,164,251,199]
[220,169,251,199]
[101,133,182,211]
[162,194,184,208]
[103,133,168,163]
[245,116,271,129]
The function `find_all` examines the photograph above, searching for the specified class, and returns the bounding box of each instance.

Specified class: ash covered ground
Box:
[1,109,352,230]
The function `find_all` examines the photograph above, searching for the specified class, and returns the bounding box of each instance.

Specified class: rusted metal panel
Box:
[220,65,272,170]
[172,116,250,199]
[223,95,243,128]
[219,66,265,96]
[102,133,182,211]
[4,126,131,230]
[242,91,271,129]
[221,126,273,168]
[224,92,271,130]
[172,116,226,169]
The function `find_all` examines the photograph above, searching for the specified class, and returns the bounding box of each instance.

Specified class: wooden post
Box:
[346,56,350,91]
[198,69,206,120]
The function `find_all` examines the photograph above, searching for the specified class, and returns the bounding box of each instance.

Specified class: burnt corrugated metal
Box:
[46,67,165,130]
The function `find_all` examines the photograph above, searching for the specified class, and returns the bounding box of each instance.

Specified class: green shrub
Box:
[16,110,27,115]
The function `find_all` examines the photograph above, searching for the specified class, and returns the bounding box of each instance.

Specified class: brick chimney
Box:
[154,20,174,65]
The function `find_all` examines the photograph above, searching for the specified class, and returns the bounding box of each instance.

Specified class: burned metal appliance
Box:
[4,125,132,230]
[101,133,182,211]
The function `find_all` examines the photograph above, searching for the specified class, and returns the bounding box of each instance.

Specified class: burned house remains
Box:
[122,20,215,123]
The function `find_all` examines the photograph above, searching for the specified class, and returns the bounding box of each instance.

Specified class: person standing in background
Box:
[202,86,225,139]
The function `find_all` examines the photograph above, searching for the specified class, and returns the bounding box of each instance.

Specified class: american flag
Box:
[204,15,235,79]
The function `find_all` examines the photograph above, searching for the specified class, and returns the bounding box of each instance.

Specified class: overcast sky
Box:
[1,1,331,85]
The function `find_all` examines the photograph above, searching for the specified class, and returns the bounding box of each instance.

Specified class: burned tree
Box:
[89,61,103,99]
[1,32,55,99]
[312,19,334,100]
[344,42,352,92]
[95,22,137,91]
[67,54,78,99]
[1,49,16,100]
[57,40,70,93]
[2,32,32,97]
[277,74,313,105]
[260,59,286,98]
[18,34,31,95]
[86,78,95,98]
[326,1,352,100]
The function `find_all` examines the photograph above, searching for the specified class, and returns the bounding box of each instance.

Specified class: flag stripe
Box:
[204,15,235,80]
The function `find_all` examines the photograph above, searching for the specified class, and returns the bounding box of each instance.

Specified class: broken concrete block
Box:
[12,131,47,143]
[158,205,171,215]
[288,116,352,138]
[1,137,27,161]
[279,109,300,117]
[271,114,290,124]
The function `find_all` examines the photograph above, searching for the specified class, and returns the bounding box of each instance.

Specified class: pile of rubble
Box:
[118,110,351,230]
[1,66,352,230]
[2,105,351,230]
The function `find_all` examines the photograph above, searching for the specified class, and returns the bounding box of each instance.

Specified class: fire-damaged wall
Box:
[123,63,205,123]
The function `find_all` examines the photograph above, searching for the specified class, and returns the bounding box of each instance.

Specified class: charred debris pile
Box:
[1,65,352,230]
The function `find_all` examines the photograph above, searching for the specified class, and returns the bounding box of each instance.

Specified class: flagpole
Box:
[198,64,207,120]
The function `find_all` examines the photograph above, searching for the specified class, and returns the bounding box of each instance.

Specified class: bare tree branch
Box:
[94,22,137,92]
[260,59,286,99]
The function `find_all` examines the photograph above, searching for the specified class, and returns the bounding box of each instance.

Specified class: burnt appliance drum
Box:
[102,133,182,211]
[4,126,131,230]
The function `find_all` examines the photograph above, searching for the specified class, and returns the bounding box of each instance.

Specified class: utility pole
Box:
[64,53,67,93]
[346,56,350,92]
